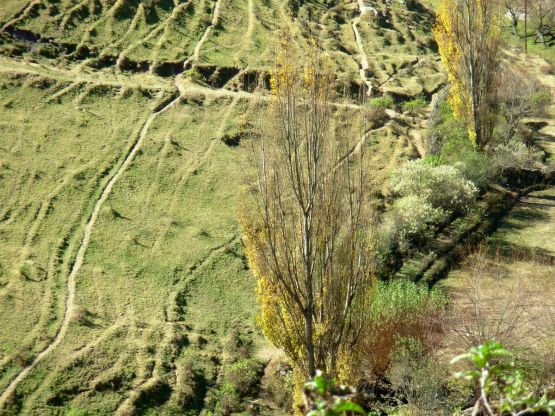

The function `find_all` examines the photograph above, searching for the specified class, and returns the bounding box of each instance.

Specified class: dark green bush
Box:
[367,95,394,109]
[402,96,427,113]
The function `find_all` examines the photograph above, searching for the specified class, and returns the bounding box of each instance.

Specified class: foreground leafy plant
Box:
[451,341,555,415]
[303,371,366,416]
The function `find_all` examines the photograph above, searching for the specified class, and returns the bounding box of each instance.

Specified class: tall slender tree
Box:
[241,45,374,384]
[434,0,502,149]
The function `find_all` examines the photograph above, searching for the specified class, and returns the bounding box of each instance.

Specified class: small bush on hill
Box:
[184,67,206,83]
[493,139,545,172]
[384,195,447,252]
[367,95,394,109]
[390,160,478,214]
[222,358,264,397]
[402,96,427,113]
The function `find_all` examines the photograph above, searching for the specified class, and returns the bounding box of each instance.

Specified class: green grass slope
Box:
[0,0,445,413]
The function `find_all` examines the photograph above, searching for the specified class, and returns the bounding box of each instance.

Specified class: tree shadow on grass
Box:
[492,199,551,234]
[484,240,555,265]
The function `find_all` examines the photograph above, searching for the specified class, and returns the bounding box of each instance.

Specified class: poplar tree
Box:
[241,45,374,385]
[434,0,502,149]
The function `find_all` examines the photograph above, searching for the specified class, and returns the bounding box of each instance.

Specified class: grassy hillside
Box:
[0,0,446,414]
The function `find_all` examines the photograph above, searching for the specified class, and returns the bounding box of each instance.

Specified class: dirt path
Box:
[0,0,40,32]
[351,0,375,96]
[183,0,222,68]
[0,92,181,410]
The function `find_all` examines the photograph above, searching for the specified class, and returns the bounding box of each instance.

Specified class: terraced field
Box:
[0,0,445,414]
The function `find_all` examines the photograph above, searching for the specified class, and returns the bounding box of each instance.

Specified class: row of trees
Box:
[505,0,554,44]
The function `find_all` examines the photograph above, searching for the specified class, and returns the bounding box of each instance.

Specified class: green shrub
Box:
[367,95,394,109]
[360,280,447,378]
[439,133,497,189]
[184,67,205,82]
[368,279,447,322]
[452,150,496,190]
[422,155,446,166]
[428,101,469,151]
[390,160,478,214]
[385,195,447,252]
[493,139,545,171]
[402,96,427,113]
[214,382,241,415]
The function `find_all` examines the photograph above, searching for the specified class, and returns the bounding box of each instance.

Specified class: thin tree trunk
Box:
[469,60,481,147]
[524,0,528,52]
[511,18,518,37]
[305,309,316,377]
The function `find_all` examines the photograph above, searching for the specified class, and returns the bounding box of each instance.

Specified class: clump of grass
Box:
[367,95,395,109]
[402,96,427,113]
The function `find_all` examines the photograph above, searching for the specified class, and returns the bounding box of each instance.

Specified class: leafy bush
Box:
[493,139,545,171]
[427,101,469,155]
[402,96,427,113]
[360,279,447,379]
[439,134,497,190]
[452,151,496,190]
[385,195,447,252]
[367,95,394,109]
[390,160,478,214]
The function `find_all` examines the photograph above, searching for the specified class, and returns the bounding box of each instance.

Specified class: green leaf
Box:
[333,401,366,414]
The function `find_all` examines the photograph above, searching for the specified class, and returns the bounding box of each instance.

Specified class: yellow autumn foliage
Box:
[434,0,502,147]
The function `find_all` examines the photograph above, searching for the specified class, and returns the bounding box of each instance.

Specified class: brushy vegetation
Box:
[359,280,447,380]
[390,160,479,214]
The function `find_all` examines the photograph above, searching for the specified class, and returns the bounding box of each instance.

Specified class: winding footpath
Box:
[352,0,375,96]
[0,92,181,409]
[183,0,222,69]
